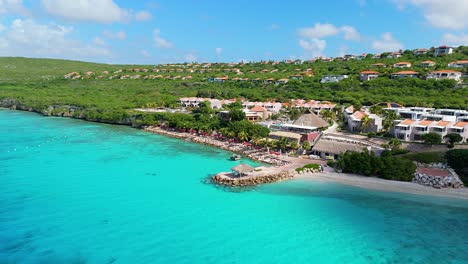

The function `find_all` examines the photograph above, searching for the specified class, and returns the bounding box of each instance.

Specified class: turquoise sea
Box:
[1,109,468,264]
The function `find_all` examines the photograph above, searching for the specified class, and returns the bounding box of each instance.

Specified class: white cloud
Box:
[135,11,152,22]
[341,26,361,41]
[299,39,326,57]
[215,47,222,55]
[0,23,5,33]
[103,30,126,40]
[0,0,29,16]
[270,24,280,30]
[40,0,131,23]
[371,32,403,52]
[0,19,111,60]
[185,54,196,62]
[442,33,468,46]
[393,0,468,30]
[299,23,340,39]
[298,23,360,56]
[93,37,106,46]
[141,49,151,57]
[153,29,174,48]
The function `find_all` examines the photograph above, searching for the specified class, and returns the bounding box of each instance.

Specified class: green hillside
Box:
[0,49,467,125]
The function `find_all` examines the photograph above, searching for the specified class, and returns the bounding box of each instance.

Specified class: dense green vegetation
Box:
[445,149,468,184]
[1,54,467,112]
[337,150,417,182]
[401,152,445,164]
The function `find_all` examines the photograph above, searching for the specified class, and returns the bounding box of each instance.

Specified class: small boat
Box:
[230,154,241,161]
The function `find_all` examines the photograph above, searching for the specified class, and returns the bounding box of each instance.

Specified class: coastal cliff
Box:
[0,98,137,126]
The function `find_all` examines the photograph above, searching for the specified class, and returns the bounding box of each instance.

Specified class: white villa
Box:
[393,62,412,68]
[426,70,462,81]
[434,46,453,56]
[359,71,380,81]
[448,60,468,68]
[320,75,349,83]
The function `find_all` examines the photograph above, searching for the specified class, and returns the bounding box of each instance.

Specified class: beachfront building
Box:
[391,71,419,79]
[288,99,336,114]
[449,122,468,142]
[448,60,468,68]
[420,60,436,67]
[180,97,233,109]
[393,62,412,68]
[359,71,380,81]
[269,131,302,144]
[346,111,383,133]
[320,75,349,83]
[311,139,366,160]
[426,70,462,81]
[434,46,453,56]
[242,101,282,113]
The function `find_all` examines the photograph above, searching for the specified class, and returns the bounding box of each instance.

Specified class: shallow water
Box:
[1,109,468,264]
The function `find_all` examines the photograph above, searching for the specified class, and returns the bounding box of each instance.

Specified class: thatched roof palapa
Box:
[231,164,255,174]
[312,140,366,155]
[293,113,328,128]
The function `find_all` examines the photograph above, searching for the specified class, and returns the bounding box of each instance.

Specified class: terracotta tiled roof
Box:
[400,119,416,125]
[352,111,367,120]
[417,120,433,126]
[393,71,419,75]
[360,70,379,74]
[431,70,461,73]
[453,122,468,128]
[435,121,451,127]
[250,105,268,112]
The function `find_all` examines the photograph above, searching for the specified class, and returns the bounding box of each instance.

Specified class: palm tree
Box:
[360,115,371,132]
[238,131,249,142]
[320,109,336,121]
[276,137,289,152]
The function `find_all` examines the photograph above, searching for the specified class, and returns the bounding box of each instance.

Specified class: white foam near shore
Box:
[297,172,468,200]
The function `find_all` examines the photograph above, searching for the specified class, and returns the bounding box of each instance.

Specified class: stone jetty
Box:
[212,171,295,187]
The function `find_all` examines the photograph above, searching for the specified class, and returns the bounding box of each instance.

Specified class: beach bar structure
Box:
[231,164,255,177]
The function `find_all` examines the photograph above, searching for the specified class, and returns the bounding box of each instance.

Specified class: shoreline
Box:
[2,108,467,200]
[297,172,468,200]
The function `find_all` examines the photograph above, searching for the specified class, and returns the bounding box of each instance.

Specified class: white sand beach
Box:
[297,172,468,200]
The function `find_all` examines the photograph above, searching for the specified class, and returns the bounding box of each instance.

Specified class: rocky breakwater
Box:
[413,163,464,189]
[212,171,295,187]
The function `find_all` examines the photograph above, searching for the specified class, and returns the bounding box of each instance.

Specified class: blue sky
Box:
[0,0,466,64]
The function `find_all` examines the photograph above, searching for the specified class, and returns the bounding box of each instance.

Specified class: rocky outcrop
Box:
[212,171,294,187]
[413,163,464,189]
[0,98,135,126]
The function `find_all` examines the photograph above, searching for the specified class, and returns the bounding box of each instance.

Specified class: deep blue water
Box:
[1,109,468,264]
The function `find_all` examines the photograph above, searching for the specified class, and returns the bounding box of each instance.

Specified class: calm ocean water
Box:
[1,109,468,264]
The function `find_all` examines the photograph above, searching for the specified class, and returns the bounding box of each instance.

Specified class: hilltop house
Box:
[434,46,453,56]
[420,60,436,67]
[426,70,462,81]
[387,51,402,58]
[413,48,429,55]
[393,62,412,68]
[448,60,468,68]
[371,63,386,68]
[359,71,380,81]
[391,71,418,79]
[449,122,468,142]
[320,75,349,83]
